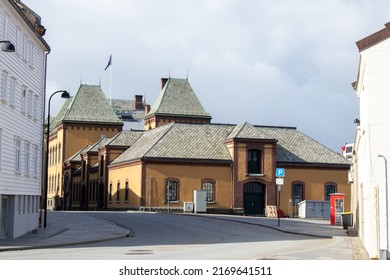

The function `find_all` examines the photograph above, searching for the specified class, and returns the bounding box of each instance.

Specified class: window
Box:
[292,182,304,203]
[21,86,27,113]
[202,180,216,202]
[116,182,120,203]
[1,70,8,101]
[24,140,30,176]
[15,136,21,173]
[33,144,39,177]
[125,181,129,203]
[27,90,33,117]
[247,149,262,174]
[166,179,179,202]
[2,12,10,40]
[324,184,337,201]
[10,77,16,105]
[108,183,112,204]
[57,143,61,163]
[33,94,38,120]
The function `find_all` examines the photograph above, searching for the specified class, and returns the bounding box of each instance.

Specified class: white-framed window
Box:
[10,76,16,105]
[28,40,34,67]
[27,90,33,117]
[1,70,8,101]
[32,144,39,177]
[21,86,27,114]
[14,136,22,173]
[33,94,39,120]
[1,11,10,40]
[24,140,30,176]
[22,33,28,61]
[15,26,22,56]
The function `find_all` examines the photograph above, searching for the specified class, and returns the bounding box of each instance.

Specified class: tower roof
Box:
[54,84,123,125]
[146,78,211,119]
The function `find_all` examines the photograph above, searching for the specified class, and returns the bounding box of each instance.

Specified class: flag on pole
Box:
[104,55,112,70]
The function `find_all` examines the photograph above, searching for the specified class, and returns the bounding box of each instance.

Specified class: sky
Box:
[21,0,390,153]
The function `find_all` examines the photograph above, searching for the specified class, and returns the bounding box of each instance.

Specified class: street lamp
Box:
[378,154,389,260]
[0,40,15,52]
[43,90,70,228]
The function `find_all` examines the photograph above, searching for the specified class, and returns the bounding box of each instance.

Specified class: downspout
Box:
[40,49,50,227]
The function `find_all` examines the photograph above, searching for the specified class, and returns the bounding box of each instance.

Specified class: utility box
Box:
[298,200,330,219]
[193,190,207,213]
[183,202,194,213]
[330,193,345,226]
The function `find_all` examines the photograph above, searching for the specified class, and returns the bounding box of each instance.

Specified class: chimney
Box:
[161,78,168,90]
[135,95,143,110]
[145,104,151,114]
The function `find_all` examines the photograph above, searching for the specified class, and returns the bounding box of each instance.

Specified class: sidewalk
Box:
[0,211,369,259]
[0,211,131,252]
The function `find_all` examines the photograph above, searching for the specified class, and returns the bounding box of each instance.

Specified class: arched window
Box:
[292,182,305,203]
[165,178,179,202]
[108,182,113,204]
[324,183,337,201]
[116,181,120,203]
[202,179,216,202]
[125,180,129,203]
[58,143,61,163]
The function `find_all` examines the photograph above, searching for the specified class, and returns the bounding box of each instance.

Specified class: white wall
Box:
[0,0,48,238]
[355,37,390,258]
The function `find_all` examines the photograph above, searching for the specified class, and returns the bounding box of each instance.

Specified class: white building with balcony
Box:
[0,0,49,239]
[352,22,390,259]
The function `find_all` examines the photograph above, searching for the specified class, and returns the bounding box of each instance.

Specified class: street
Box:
[0,212,355,260]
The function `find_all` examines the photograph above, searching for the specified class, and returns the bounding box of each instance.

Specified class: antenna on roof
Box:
[80,73,82,85]
[169,67,171,78]
[99,75,101,87]
[186,68,189,80]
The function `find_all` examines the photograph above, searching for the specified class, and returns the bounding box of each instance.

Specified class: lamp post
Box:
[378,154,389,260]
[0,40,15,52]
[43,90,70,228]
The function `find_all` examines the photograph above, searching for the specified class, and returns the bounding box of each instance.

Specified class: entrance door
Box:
[244,182,265,215]
[0,196,8,239]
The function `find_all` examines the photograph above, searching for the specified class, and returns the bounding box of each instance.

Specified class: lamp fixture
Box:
[0,40,15,52]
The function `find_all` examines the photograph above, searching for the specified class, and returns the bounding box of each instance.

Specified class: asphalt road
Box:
[0,212,354,260]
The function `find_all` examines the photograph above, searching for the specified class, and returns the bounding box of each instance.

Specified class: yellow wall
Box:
[108,161,233,210]
[47,123,121,209]
[108,162,143,208]
[279,168,350,215]
[145,163,232,209]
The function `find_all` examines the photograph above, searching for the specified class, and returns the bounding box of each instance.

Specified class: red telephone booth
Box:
[330,193,345,226]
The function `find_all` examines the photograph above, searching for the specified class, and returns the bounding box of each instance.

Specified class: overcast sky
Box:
[22,0,390,153]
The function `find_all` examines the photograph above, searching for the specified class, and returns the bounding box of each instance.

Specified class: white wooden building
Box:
[0,0,49,239]
[352,22,390,259]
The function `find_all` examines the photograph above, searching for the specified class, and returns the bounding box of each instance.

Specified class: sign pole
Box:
[278,186,280,227]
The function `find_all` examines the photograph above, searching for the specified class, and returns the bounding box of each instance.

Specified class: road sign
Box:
[275,168,285,177]
[276,177,284,186]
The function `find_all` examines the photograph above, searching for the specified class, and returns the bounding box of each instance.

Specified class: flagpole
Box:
[109,61,112,106]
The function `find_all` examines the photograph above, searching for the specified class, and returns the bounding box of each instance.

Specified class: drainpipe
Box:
[39,49,50,227]
[378,155,389,260]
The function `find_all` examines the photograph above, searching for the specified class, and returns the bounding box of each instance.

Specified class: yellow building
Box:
[46,84,123,210]
[59,78,350,216]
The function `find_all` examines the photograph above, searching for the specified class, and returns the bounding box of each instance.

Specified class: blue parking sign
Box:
[275,168,285,177]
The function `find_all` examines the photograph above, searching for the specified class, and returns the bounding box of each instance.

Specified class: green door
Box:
[244,182,265,215]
